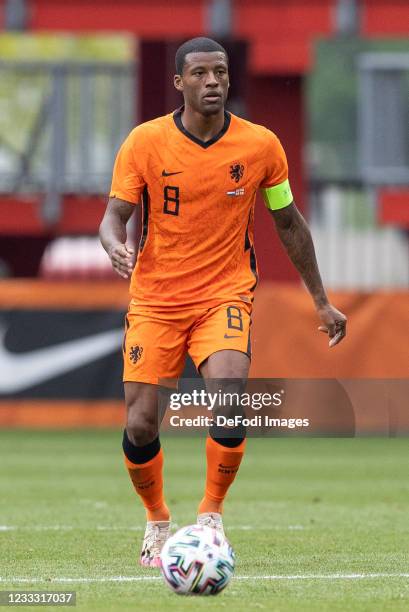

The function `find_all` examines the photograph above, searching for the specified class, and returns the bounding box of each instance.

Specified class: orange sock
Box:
[124,449,170,522]
[198,436,246,515]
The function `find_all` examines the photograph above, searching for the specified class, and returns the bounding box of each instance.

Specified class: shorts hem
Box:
[123,377,178,388]
[123,377,158,385]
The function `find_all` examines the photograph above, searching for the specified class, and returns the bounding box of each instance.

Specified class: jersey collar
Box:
[173,106,231,149]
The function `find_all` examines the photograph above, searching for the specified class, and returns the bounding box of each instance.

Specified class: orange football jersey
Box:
[110,108,290,308]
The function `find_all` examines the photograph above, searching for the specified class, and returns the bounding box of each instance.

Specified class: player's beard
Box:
[201,104,224,117]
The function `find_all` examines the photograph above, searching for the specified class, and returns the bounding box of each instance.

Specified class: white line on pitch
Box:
[1,573,409,584]
[0,525,304,532]
[237,574,409,581]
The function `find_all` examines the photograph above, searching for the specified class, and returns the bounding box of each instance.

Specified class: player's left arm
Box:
[261,130,346,347]
[269,202,347,347]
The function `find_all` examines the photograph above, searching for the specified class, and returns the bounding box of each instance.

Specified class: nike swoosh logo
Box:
[0,326,123,394]
[224,334,241,339]
[162,170,183,177]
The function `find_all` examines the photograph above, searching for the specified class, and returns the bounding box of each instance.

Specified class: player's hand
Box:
[317,304,347,348]
[108,243,135,279]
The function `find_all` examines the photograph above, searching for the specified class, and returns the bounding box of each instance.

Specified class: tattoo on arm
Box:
[269,203,328,307]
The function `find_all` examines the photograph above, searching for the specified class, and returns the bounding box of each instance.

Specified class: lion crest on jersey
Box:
[230,163,244,183]
[130,345,143,364]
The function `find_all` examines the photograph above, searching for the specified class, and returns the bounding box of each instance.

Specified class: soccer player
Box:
[99,37,347,567]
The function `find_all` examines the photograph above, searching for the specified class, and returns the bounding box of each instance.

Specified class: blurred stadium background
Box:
[0,0,408,430]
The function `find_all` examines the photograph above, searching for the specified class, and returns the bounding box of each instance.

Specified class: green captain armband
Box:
[262,179,293,210]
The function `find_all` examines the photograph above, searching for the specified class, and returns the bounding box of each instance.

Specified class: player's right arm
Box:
[100,128,146,278]
[99,197,135,279]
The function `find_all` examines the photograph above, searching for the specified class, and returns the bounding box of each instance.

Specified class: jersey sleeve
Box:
[109,130,146,205]
[260,130,293,211]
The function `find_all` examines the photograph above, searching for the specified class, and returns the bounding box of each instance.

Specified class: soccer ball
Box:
[159,524,235,595]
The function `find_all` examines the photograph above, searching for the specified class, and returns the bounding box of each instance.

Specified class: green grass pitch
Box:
[1,431,408,611]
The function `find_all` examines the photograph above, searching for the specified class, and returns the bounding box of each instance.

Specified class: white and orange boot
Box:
[139,520,171,568]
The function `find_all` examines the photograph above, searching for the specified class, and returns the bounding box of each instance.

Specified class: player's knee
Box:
[126,412,158,447]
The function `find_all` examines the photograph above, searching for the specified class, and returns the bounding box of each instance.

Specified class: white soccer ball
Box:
[159,524,235,596]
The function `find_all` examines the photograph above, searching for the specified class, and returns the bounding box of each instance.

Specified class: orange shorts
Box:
[123,301,252,385]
